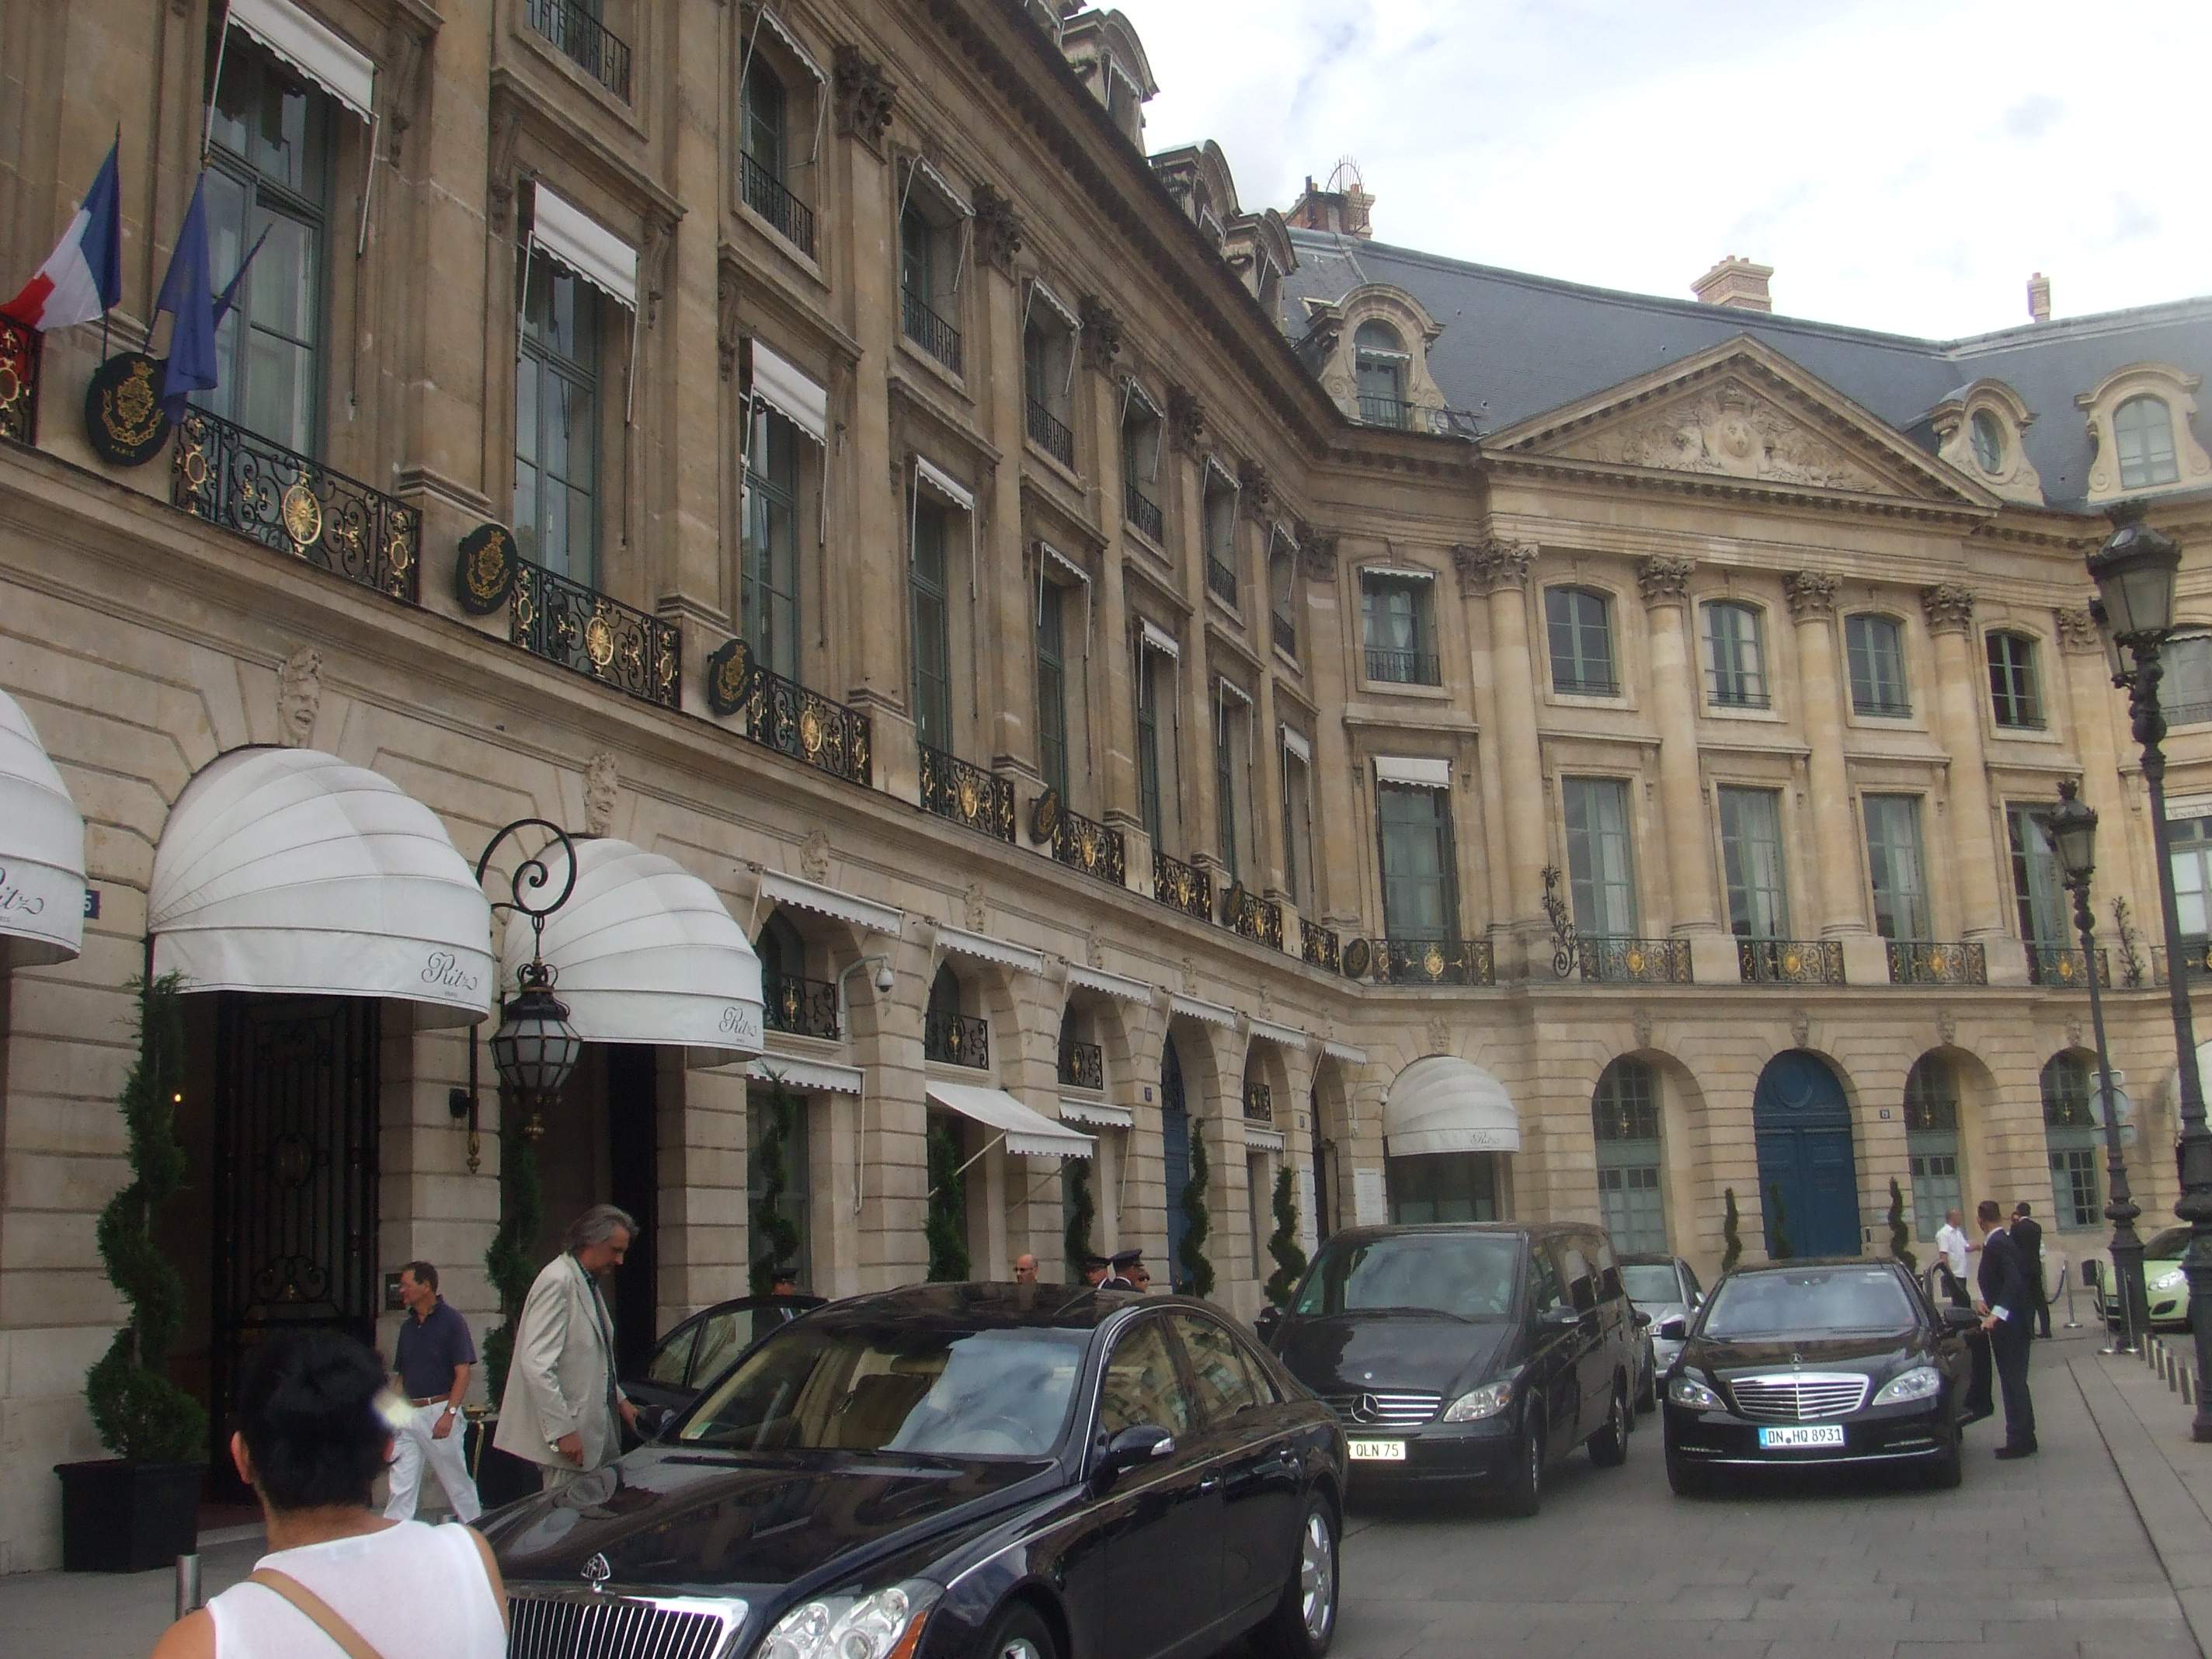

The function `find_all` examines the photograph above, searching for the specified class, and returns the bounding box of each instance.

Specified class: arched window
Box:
[1545,586,1616,696]
[925,963,985,1068]
[1969,409,2007,475]
[1700,600,1767,708]
[1353,321,1407,427]
[1057,1004,1102,1089]
[1592,1059,1664,1253]
[1904,1056,1961,1242]
[2115,395,2180,489]
[2040,1054,2101,1229]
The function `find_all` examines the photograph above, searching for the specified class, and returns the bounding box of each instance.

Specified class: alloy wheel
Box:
[1299,1507,1337,1640]
[998,1640,1045,1659]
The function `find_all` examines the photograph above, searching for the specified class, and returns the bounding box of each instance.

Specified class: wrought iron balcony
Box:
[511,557,680,709]
[1886,941,1988,987]
[1852,694,1913,719]
[924,1009,989,1069]
[1224,885,1285,950]
[762,970,839,1040]
[1050,804,1127,887]
[0,316,39,444]
[1124,480,1163,543]
[172,406,420,604]
[2028,944,2109,989]
[1026,398,1074,467]
[1367,937,1494,986]
[1300,920,1341,973]
[919,743,1014,842]
[1365,646,1442,686]
[1205,554,1239,607]
[527,0,631,99]
[734,658,871,786]
[901,287,963,374]
[1059,1039,1104,1090]
[1243,1081,1274,1124]
[1272,608,1296,658]
[1576,937,1693,984]
[1706,681,1772,711]
[1353,395,1481,438]
[1554,672,1619,698]
[739,151,816,256]
[2169,698,2212,729]
[2147,943,2212,987]
[1737,938,1845,986]
[1153,849,1213,922]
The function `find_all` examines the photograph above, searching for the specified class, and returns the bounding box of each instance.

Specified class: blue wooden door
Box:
[1752,1052,1862,1257]
[1162,1039,1191,1290]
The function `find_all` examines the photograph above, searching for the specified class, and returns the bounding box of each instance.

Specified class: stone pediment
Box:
[1552,376,1887,492]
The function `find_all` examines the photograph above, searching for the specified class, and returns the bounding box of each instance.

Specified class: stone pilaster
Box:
[1464,541,1544,962]
[1921,585,2014,967]
[2057,604,2153,919]
[1638,557,1722,937]
[1784,571,1866,943]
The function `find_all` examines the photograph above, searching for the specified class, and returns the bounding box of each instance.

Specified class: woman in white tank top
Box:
[151,1330,508,1659]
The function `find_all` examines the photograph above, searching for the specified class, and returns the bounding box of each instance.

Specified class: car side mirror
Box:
[1940,1304,1982,1332]
[1633,1309,1653,1330]
[1691,1292,1704,1308]
[1539,1304,1582,1329]
[1254,1306,1282,1344]
[1097,1424,1176,1480]
[1656,1316,1687,1341]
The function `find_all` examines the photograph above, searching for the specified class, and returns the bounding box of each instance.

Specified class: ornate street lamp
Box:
[2086,502,2212,1438]
[2036,781,2148,1355]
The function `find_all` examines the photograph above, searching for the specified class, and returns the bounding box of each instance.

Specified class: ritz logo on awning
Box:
[719,1004,763,1043]
[421,951,483,993]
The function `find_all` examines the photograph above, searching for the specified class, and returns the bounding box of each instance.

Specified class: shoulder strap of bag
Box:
[246,1568,389,1659]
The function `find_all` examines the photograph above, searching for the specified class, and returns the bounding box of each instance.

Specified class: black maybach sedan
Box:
[1661,1257,1978,1495]
[483,1282,1348,1659]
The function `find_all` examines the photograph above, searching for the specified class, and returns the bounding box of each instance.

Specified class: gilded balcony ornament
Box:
[280,478,324,550]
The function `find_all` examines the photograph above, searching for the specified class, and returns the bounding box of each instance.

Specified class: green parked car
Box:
[2096,1226,2194,1331]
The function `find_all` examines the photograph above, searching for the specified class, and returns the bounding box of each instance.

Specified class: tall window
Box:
[1269,545,1297,658]
[1546,587,1617,696]
[2164,636,2212,726]
[515,262,601,583]
[1214,686,1250,878]
[1718,786,1789,938]
[203,43,332,454]
[1035,583,1069,802]
[1376,782,1457,941]
[1701,601,1768,708]
[1904,1056,1962,1243]
[743,403,802,677]
[909,502,953,751]
[1362,574,1438,685]
[899,192,963,372]
[2171,816,2212,948]
[1202,466,1238,606]
[1593,1059,1665,1254]
[1353,320,1407,426]
[2040,1053,2102,1229]
[1122,392,1163,541]
[1986,631,2043,729]
[1563,777,1636,937]
[1282,736,1315,911]
[1136,638,1174,847]
[1862,794,1931,941]
[2115,395,2180,489]
[2005,804,2067,948]
[1022,297,1076,464]
[1845,614,1910,717]
[742,58,786,185]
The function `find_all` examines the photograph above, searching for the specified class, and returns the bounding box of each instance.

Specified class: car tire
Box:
[1497,1412,1543,1518]
[1636,1367,1657,1414]
[1924,1430,1963,1490]
[979,1601,1059,1659]
[1254,1494,1339,1658]
[1588,1379,1629,1468]
[1664,1447,1711,1497]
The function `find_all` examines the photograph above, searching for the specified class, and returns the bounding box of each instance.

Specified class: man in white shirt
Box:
[1934,1209,1973,1307]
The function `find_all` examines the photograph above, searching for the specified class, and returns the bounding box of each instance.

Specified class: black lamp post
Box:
[2086,502,2212,1438]
[2036,780,2148,1356]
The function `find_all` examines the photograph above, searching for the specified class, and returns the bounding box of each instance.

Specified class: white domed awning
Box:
[150,748,493,1027]
[0,690,86,966]
[503,838,763,1067]
[1384,1056,1521,1156]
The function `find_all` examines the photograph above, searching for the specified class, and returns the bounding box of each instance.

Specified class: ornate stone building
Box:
[0,0,2206,1569]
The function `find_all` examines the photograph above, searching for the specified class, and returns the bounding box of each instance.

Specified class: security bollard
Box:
[175,1553,202,1619]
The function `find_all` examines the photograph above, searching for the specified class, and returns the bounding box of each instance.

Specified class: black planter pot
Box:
[467,1429,541,1511]
[54,1459,202,1572]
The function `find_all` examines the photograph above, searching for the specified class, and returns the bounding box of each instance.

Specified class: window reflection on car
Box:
[678,1322,1089,1458]
[1098,1319,1192,1438]
[1291,1233,1521,1320]
[1699,1268,1916,1339]
[1621,1263,1683,1305]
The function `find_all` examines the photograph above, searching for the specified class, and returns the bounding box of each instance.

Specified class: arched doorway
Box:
[1752,1052,1860,1257]
[1162,1036,1191,1289]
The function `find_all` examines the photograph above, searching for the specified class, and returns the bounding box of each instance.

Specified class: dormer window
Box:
[1970,409,2005,475]
[2116,395,2179,489]
[1354,322,1408,428]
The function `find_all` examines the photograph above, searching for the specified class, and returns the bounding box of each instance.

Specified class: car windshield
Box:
[1293,1233,1521,1321]
[2145,1226,2190,1260]
[676,1320,1090,1459]
[1700,1268,1916,1339]
[1621,1264,1682,1305]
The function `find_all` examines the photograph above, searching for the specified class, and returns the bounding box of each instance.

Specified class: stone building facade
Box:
[0,0,2207,1570]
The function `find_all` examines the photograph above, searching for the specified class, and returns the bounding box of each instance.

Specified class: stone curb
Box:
[2071,1353,2212,1659]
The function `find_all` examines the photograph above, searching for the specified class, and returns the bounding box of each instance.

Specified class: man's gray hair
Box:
[567,1204,638,1250]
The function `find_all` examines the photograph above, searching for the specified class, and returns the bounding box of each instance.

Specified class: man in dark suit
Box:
[1976,1198,2037,1458]
[2011,1202,2050,1338]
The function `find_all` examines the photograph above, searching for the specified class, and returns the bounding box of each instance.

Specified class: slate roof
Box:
[1281,229,2212,510]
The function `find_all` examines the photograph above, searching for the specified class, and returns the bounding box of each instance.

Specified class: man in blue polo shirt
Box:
[384,1259,482,1522]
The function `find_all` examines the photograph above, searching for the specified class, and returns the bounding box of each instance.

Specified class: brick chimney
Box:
[1692,254,1774,312]
[2027,272,2051,323]
[1286,174,1374,239]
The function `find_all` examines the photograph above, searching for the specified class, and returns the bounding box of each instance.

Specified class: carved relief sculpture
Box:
[833,46,896,150]
[584,752,618,836]
[1300,533,1338,585]
[1454,537,1532,596]
[2054,605,2102,655]
[1937,1007,1957,1047]
[1424,1016,1451,1056]
[1561,380,1885,492]
[1636,555,1696,607]
[276,647,323,747]
[1790,1008,1812,1049]
[1632,1006,1654,1052]
[1079,294,1123,373]
[801,826,832,884]
[717,263,743,381]
[962,881,986,933]
[1167,384,1206,455]
[972,183,1024,274]
[1237,458,1273,512]
[1919,583,1977,635]
[1782,570,1840,623]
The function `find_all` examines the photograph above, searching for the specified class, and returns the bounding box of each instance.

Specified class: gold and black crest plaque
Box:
[454,522,519,614]
[84,352,170,466]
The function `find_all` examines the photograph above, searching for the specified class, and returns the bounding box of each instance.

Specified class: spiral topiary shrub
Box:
[750,1079,803,1294]
[1264,1166,1306,1308]
[927,1123,970,1282]
[1178,1119,1213,1298]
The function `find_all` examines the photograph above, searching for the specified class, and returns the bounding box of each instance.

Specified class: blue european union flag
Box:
[154,172,217,424]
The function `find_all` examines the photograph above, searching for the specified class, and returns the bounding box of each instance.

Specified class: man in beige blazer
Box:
[496,1204,642,1488]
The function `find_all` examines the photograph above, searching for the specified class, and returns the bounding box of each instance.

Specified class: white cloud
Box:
[1109,0,2211,336]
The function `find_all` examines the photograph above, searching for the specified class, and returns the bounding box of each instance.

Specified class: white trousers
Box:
[384,1407,482,1522]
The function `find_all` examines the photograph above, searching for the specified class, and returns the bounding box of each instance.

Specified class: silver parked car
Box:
[1621,1253,1705,1405]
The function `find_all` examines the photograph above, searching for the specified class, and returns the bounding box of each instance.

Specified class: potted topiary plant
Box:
[749,1080,802,1295]
[926,1123,971,1282]
[475,1087,547,1508]
[1062,1156,1095,1282]
[56,974,208,1572]
[1264,1167,1307,1308]
[1178,1120,1214,1298]
[1888,1177,1918,1275]
[1721,1188,1744,1274]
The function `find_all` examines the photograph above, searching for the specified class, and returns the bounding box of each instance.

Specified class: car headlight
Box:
[1871,1366,1940,1407]
[1668,1375,1722,1410]
[1442,1378,1515,1422]
[758,1579,941,1659]
[2154,1268,2187,1292]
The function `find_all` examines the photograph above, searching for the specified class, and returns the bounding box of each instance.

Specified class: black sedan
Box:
[485,1282,1348,1659]
[1661,1257,1977,1495]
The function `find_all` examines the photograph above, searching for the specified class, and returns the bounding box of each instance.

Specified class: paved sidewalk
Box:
[2072,1342,2212,1658]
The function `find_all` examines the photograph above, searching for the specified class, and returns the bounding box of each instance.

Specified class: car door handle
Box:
[1197,1475,1222,1494]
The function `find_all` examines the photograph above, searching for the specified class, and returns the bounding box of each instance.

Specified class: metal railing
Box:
[901,287,963,374]
[1886,941,1988,986]
[1243,1081,1274,1124]
[1205,554,1238,607]
[736,660,871,786]
[739,151,815,256]
[526,0,632,99]
[1124,481,1163,542]
[1554,673,1619,698]
[1706,682,1772,710]
[1059,1040,1104,1090]
[1576,937,1693,984]
[762,970,839,1040]
[1852,695,1913,719]
[1737,938,1845,985]
[1301,921,1341,973]
[1224,886,1285,950]
[1365,646,1442,686]
[510,557,680,709]
[1051,805,1126,887]
[918,744,1014,842]
[1353,395,1481,438]
[2147,943,2212,987]
[1272,608,1296,658]
[1026,398,1074,467]
[2028,944,2109,989]
[1153,849,1213,922]
[1368,937,1494,986]
[172,406,420,604]
[0,316,38,444]
[2167,699,2212,728]
[924,1010,989,1069]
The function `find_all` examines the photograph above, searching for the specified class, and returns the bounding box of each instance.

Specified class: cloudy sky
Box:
[1109,0,2208,339]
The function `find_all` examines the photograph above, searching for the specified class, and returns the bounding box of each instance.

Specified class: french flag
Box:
[3,141,123,332]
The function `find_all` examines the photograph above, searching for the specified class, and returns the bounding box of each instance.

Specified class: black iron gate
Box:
[210,993,381,1489]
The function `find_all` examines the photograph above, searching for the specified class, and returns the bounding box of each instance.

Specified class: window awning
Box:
[1027,278,1081,333]
[531,183,639,313]
[1374,755,1450,789]
[937,924,1045,976]
[906,157,972,219]
[1365,564,1434,583]
[1384,1056,1521,1156]
[1281,726,1311,763]
[0,690,86,966]
[503,838,763,1066]
[1059,1096,1132,1129]
[751,342,828,444]
[757,869,903,937]
[927,1081,1094,1158]
[1122,377,1163,421]
[915,455,974,512]
[749,1056,862,1095]
[228,0,375,123]
[1067,962,1153,1003]
[148,747,492,1028]
[749,5,826,82]
[1138,618,1179,659]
